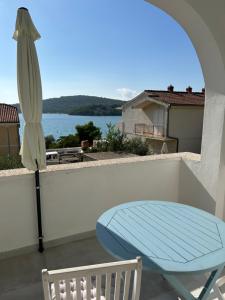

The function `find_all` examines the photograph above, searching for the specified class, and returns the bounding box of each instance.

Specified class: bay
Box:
[19,114,121,139]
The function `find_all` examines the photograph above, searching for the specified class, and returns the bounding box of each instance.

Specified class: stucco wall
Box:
[0,155,180,255]
[179,158,216,214]
[122,106,149,134]
[168,106,203,153]
[143,104,166,130]
[0,124,20,156]
[122,102,166,135]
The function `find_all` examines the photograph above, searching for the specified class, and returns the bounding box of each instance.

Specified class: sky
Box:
[0,0,204,103]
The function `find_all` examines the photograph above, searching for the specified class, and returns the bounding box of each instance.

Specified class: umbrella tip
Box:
[19,7,28,11]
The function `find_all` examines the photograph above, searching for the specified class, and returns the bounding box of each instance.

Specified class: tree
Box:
[75,121,101,144]
[105,122,125,152]
[45,135,55,149]
[55,135,79,148]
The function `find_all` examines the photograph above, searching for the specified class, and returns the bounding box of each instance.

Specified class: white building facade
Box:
[122,86,204,154]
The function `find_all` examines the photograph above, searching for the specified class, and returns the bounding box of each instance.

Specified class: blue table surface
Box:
[96,201,225,274]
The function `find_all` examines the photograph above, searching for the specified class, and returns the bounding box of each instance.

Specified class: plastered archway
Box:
[146,0,225,219]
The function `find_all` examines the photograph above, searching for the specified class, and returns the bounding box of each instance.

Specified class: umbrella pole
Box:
[35,161,44,253]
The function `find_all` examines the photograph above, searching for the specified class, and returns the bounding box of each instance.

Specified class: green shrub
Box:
[124,137,149,156]
[45,134,80,149]
[45,135,55,149]
[95,140,109,152]
[45,122,102,149]
[93,125,150,156]
[0,155,23,170]
[105,123,125,152]
[75,122,102,144]
[55,135,80,148]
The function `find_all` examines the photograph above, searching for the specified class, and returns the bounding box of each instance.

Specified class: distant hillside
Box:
[69,104,122,116]
[14,95,125,115]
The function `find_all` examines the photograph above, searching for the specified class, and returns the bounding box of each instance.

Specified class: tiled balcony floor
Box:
[0,236,224,300]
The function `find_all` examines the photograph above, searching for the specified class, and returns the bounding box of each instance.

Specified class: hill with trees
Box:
[14,95,124,115]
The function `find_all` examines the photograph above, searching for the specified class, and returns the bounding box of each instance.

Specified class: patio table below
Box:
[96,200,225,300]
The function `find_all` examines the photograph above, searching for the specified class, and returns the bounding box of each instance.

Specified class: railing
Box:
[134,123,165,137]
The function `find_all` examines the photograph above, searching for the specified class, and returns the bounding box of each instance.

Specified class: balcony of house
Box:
[134,123,165,138]
[0,152,221,299]
[132,123,177,154]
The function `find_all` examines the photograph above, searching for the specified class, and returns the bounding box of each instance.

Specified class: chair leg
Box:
[198,266,224,300]
[204,280,224,300]
[211,284,224,300]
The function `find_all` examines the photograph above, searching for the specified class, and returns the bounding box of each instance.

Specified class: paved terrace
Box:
[0,236,224,300]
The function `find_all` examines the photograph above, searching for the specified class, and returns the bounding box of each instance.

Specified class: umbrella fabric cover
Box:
[161,142,168,154]
[13,8,46,171]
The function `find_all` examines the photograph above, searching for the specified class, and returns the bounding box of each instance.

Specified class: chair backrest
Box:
[42,257,142,300]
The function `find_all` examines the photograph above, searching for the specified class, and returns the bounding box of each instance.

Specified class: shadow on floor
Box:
[0,236,223,300]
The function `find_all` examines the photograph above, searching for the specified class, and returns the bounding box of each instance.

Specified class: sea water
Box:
[19,113,121,139]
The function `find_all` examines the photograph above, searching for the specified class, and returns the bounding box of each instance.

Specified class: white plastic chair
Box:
[42,257,142,300]
[211,276,225,300]
[200,275,225,300]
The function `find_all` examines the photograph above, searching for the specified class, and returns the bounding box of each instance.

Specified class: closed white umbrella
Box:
[13,7,46,170]
[161,142,168,154]
[13,7,46,252]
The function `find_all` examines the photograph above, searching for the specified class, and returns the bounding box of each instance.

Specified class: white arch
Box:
[146,0,225,219]
[146,0,225,93]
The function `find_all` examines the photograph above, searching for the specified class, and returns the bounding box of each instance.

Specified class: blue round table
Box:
[96,201,225,300]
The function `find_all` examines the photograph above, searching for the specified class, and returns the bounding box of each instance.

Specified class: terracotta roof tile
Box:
[144,90,204,106]
[0,104,19,123]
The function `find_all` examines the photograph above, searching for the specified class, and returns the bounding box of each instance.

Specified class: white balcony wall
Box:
[168,106,204,153]
[179,159,216,214]
[0,155,180,255]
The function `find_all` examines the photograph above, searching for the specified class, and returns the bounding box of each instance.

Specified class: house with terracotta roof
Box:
[0,104,20,156]
[121,85,205,154]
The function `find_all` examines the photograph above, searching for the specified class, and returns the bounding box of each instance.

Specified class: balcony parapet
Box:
[0,151,201,257]
[0,152,200,178]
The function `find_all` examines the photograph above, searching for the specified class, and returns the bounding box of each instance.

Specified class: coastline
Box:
[19,113,121,139]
